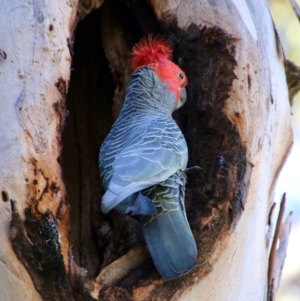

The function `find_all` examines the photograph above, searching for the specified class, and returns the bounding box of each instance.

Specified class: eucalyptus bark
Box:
[0,0,293,301]
[0,0,77,300]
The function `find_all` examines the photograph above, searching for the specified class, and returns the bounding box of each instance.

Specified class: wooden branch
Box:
[96,244,151,286]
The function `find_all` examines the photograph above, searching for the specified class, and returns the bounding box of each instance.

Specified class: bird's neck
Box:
[123,67,175,116]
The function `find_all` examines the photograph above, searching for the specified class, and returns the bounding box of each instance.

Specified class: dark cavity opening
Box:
[61,0,154,278]
[61,8,115,277]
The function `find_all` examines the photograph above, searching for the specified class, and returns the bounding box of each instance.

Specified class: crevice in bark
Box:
[62,8,115,278]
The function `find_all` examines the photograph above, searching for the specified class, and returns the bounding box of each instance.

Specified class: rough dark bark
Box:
[10,201,72,301]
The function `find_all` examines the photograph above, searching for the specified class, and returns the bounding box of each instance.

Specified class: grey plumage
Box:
[99,67,197,280]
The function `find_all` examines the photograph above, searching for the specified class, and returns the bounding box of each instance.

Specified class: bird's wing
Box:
[101,117,187,213]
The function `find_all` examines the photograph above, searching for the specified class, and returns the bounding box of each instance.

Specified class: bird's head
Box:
[131,35,188,110]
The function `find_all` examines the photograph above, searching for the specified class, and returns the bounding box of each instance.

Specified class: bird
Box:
[99,35,197,280]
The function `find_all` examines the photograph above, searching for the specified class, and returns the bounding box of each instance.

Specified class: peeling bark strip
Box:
[267,194,293,301]
[268,193,286,288]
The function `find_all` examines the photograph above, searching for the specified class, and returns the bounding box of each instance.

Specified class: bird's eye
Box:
[178,73,184,80]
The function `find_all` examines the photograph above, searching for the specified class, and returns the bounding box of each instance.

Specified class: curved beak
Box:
[180,87,187,104]
[175,87,187,110]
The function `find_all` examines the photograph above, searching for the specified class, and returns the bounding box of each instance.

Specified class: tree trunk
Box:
[0,0,78,300]
[0,0,293,300]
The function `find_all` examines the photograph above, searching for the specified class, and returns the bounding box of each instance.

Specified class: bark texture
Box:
[0,0,293,300]
[0,0,78,300]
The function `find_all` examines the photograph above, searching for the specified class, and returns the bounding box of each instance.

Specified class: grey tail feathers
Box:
[115,192,157,216]
[140,208,197,280]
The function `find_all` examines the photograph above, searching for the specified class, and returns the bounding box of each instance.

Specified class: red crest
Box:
[131,35,173,70]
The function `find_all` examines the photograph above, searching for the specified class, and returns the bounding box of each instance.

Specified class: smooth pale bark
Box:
[149,0,293,300]
[0,1,77,300]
